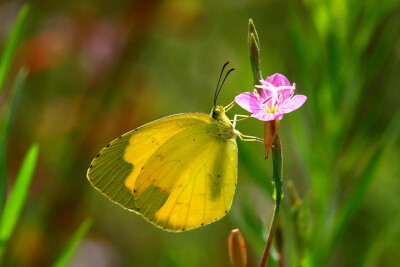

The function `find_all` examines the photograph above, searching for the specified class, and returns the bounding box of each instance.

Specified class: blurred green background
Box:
[1,0,400,266]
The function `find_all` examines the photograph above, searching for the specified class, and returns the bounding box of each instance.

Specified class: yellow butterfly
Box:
[87,62,257,232]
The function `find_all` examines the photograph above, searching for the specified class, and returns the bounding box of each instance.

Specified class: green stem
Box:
[247,19,284,266]
[260,136,283,267]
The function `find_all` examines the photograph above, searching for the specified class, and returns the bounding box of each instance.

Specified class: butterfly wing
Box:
[132,124,238,231]
[87,112,238,232]
[87,113,214,212]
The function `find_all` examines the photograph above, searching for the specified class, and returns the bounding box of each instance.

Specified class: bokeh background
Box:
[1,0,400,266]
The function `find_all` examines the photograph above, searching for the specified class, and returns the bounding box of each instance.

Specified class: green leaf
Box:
[0,143,39,259]
[0,68,28,213]
[52,219,93,267]
[0,4,30,93]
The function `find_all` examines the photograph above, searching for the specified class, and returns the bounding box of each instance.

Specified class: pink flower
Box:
[235,73,307,121]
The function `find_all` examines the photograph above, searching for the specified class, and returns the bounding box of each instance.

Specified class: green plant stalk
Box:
[0,69,28,214]
[275,218,285,267]
[0,144,38,259]
[316,111,400,265]
[52,219,92,267]
[248,19,284,266]
[0,4,29,93]
[260,136,283,267]
[0,3,30,214]
[285,1,400,264]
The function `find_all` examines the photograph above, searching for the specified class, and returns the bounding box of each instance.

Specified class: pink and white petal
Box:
[255,84,275,96]
[279,95,307,113]
[235,92,263,113]
[276,113,285,119]
[272,113,285,120]
[262,96,275,107]
[274,111,286,119]
[260,87,276,100]
[252,111,279,121]
[266,73,291,87]
[277,88,294,101]
[259,80,274,87]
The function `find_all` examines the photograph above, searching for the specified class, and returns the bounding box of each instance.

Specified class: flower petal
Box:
[235,92,263,114]
[266,73,291,87]
[279,95,307,113]
[259,80,274,88]
[277,88,294,102]
[259,87,276,100]
[252,110,283,121]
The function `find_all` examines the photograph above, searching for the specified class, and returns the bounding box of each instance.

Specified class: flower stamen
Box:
[266,105,279,114]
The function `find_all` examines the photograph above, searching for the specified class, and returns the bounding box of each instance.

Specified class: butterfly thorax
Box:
[210,105,237,140]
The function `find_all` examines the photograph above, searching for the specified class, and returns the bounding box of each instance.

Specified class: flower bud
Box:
[249,33,260,65]
[248,19,260,49]
[228,229,247,267]
[248,19,262,84]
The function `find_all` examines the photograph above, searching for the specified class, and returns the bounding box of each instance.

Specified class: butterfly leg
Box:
[224,101,235,113]
[232,114,251,128]
[237,132,264,143]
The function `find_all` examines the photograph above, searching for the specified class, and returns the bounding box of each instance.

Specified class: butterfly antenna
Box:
[215,68,235,104]
[214,61,230,107]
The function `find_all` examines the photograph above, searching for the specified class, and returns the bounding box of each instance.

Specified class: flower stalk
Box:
[260,136,283,267]
[247,19,285,267]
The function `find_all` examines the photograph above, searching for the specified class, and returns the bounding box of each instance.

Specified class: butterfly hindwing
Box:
[87,112,238,232]
[133,124,238,231]
[87,131,137,210]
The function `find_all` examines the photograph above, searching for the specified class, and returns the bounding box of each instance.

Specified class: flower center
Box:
[266,105,279,114]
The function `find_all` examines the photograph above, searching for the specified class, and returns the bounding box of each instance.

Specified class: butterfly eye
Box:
[212,106,223,120]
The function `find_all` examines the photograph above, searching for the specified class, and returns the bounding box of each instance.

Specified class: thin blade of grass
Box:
[318,111,400,264]
[0,4,30,93]
[0,68,28,213]
[0,143,39,259]
[361,210,400,267]
[52,219,92,267]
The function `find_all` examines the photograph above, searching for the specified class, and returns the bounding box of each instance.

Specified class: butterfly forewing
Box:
[87,113,213,213]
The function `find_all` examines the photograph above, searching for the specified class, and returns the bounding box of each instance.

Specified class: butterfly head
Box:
[211,105,226,120]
